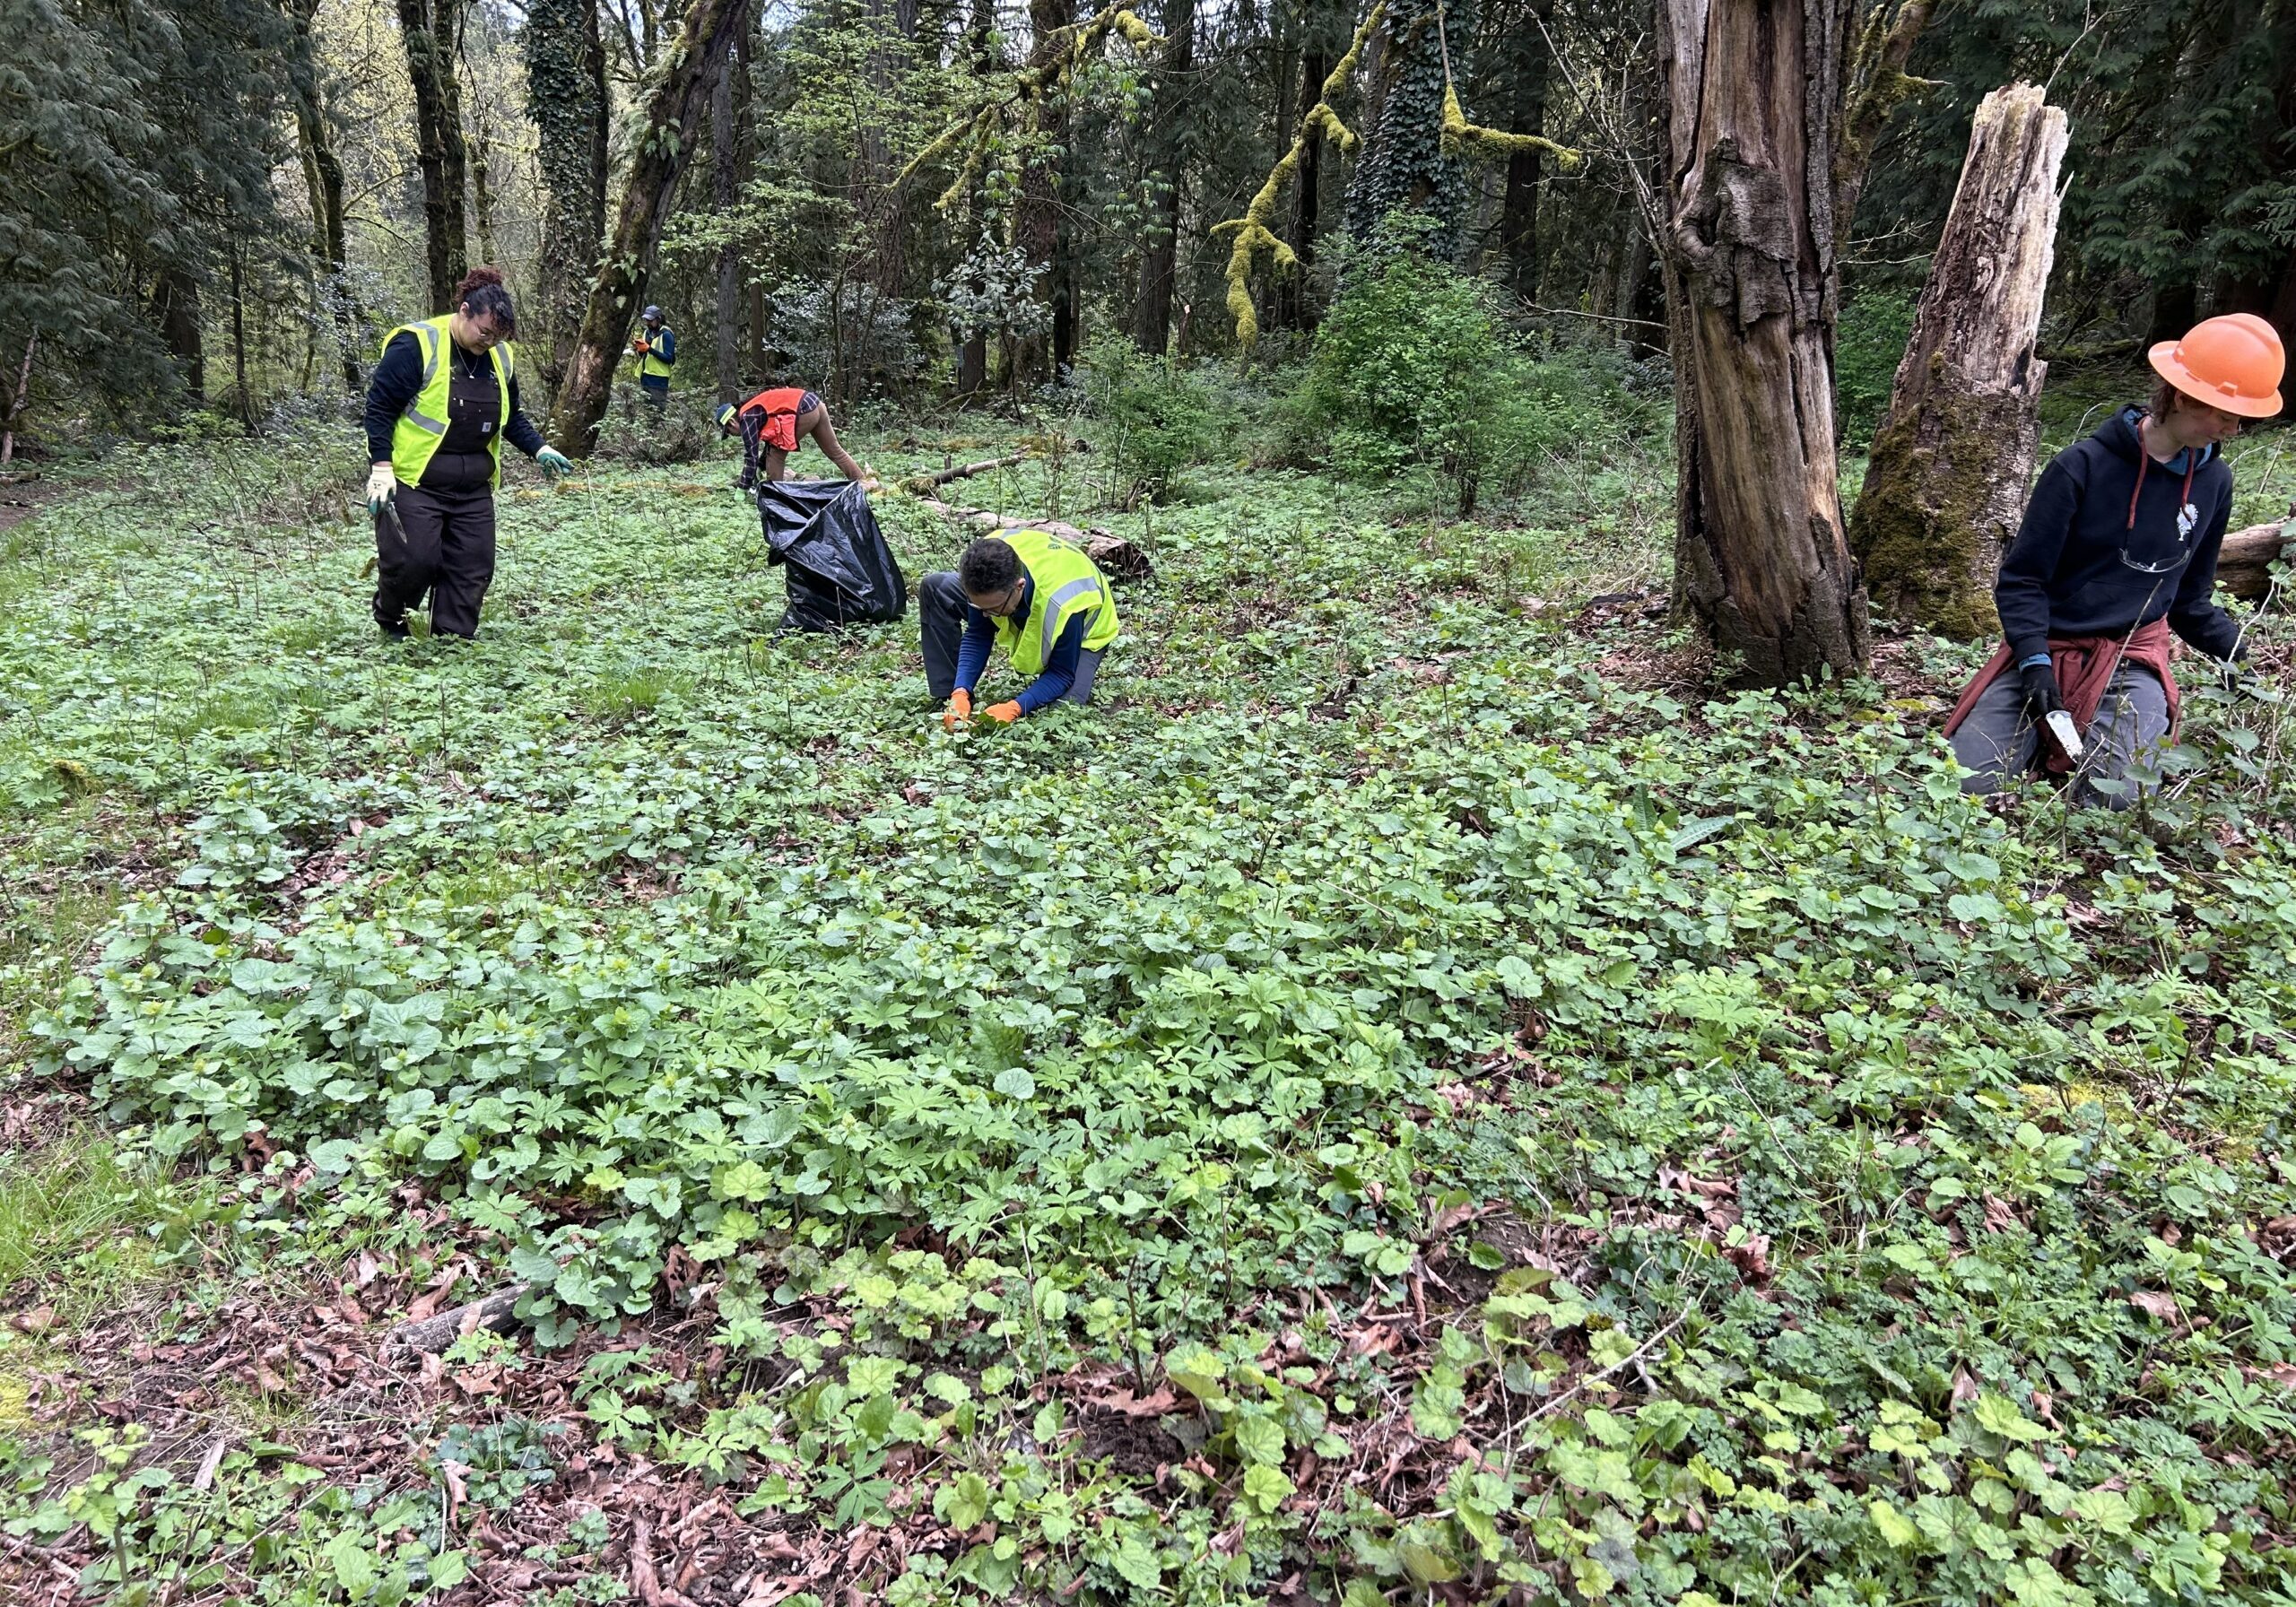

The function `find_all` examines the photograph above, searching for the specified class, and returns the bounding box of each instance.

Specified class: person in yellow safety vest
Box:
[361,266,572,638]
[630,306,674,408]
[923,531,1119,725]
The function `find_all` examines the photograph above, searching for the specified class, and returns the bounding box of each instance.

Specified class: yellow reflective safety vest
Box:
[992,528,1119,675]
[383,316,514,489]
[635,326,674,382]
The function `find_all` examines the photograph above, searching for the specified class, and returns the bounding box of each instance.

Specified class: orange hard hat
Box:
[2148,312,2285,418]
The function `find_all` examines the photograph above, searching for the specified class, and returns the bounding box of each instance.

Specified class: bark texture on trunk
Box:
[1849,83,2066,641]
[1132,0,1196,353]
[1500,1,1552,297]
[1280,42,1327,332]
[548,0,750,454]
[713,0,749,400]
[1658,0,1927,686]
[154,265,204,398]
[526,0,613,408]
[397,0,471,308]
[286,0,360,389]
[1015,0,1076,384]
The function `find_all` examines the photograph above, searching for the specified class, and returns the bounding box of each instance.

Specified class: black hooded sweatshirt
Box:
[1995,406,2243,667]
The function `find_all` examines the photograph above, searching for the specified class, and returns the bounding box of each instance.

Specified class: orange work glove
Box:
[633,338,650,354]
[942,688,972,731]
[981,700,1022,724]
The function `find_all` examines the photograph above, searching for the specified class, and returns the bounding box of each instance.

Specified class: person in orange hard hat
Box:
[1944,313,2283,808]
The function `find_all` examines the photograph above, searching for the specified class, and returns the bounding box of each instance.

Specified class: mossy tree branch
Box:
[1214,2,1384,343]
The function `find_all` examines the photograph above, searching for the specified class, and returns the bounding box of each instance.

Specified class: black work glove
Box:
[2018,661,2064,720]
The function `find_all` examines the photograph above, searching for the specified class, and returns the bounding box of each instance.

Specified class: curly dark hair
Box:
[958,537,1021,597]
[455,265,517,335]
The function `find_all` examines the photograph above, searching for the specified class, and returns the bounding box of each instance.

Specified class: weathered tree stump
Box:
[1849,83,2068,640]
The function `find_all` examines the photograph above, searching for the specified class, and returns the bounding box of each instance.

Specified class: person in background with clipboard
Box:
[1944,314,2282,807]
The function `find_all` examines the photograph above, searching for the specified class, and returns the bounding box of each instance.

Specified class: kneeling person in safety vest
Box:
[924,532,1118,725]
[362,266,571,638]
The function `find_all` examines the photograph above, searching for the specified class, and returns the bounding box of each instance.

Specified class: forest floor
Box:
[0,397,2293,1606]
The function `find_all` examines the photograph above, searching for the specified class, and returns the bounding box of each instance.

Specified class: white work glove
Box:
[366,462,397,515]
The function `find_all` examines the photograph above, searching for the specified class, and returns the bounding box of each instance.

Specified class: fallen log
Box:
[2217,519,2294,600]
[914,496,1154,579]
[903,452,1027,493]
[387,1283,527,1354]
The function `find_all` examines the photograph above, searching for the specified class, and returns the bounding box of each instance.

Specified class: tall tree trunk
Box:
[1345,0,1474,255]
[1850,83,2066,640]
[549,0,750,454]
[713,0,749,400]
[1658,0,1928,686]
[1500,1,1553,297]
[526,0,611,407]
[286,0,360,390]
[955,0,999,396]
[1015,0,1075,384]
[1,335,37,470]
[398,0,471,306]
[228,239,255,431]
[1280,41,1328,332]
[153,265,204,400]
[1132,0,1196,353]
[467,72,500,265]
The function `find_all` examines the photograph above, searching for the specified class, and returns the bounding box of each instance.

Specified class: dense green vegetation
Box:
[2,346,2293,1601]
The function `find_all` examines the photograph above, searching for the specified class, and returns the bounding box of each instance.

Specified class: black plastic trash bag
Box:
[756,480,908,632]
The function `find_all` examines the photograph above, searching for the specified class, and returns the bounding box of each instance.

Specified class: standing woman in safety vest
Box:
[363,267,571,638]
[630,305,675,407]
[923,531,1119,725]
[1944,313,2281,806]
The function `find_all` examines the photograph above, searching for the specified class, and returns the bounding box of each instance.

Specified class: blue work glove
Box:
[534,447,574,480]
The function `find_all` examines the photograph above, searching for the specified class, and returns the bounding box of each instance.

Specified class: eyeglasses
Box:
[467,321,508,347]
[968,583,1022,618]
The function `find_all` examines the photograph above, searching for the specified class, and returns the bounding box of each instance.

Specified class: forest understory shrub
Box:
[1286,219,1650,517]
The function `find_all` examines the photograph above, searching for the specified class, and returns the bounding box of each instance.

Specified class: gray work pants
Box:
[1949,662,2170,810]
[918,569,1101,706]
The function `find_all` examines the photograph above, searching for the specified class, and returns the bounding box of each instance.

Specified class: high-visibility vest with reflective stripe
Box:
[384,316,514,489]
[992,528,1119,676]
[636,326,673,381]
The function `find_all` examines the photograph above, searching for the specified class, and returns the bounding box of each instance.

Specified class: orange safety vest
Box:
[738,387,812,452]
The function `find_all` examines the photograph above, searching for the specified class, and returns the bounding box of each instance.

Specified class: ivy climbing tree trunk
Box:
[396,0,471,308]
[1132,0,1196,354]
[1849,83,2066,640]
[526,0,611,406]
[549,0,750,455]
[1657,0,1929,686]
[1344,0,1471,253]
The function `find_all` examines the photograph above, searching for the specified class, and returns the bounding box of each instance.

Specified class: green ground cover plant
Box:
[0,401,2291,1603]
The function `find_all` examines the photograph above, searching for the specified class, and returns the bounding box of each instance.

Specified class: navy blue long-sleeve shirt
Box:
[364,329,544,472]
[953,572,1091,714]
[1996,406,2242,665]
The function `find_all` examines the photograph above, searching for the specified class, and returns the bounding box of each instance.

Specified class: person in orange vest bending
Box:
[718,387,871,491]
